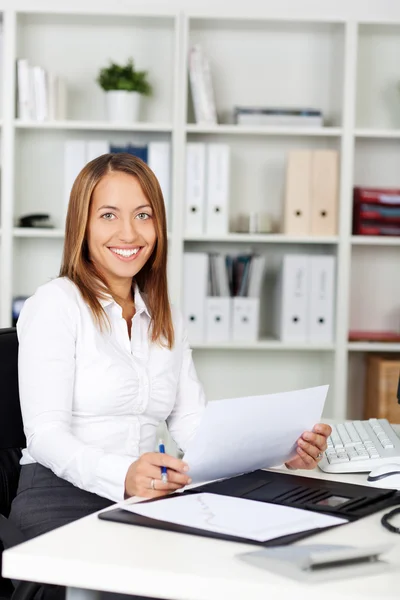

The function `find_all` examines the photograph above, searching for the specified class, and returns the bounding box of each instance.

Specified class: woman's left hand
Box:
[285,423,332,470]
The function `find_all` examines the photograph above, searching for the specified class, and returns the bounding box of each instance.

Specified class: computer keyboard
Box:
[318,418,400,473]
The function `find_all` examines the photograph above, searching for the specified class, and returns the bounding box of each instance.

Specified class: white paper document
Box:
[183,385,328,484]
[124,493,347,542]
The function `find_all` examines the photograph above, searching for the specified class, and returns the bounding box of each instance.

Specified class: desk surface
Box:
[3,466,400,600]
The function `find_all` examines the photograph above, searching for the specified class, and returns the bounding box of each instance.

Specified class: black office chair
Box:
[0,328,42,600]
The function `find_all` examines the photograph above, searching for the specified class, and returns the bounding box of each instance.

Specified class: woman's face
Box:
[87,171,157,290]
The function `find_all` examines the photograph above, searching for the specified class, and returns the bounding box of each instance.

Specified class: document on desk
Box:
[183,384,329,484]
[124,493,347,543]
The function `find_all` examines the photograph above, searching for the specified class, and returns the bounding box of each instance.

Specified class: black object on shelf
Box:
[18,213,54,228]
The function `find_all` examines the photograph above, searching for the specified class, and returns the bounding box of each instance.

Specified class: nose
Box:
[118,217,138,243]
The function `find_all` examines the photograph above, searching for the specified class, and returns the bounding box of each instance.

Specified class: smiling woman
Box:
[8,152,331,595]
[9,152,206,548]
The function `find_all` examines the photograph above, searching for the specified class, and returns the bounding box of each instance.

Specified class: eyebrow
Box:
[97,204,152,212]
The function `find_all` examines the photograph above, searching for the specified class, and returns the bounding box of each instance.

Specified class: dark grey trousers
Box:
[7,463,161,600]
[9,463,114,540]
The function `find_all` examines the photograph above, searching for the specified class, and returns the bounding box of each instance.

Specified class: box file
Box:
[86,140,109,162]
[273,255,310,342]
[183,252,208,344]
[148,141,171,226]
[185,143,206,235]
[205,144,230,235]
[232,297,260,342]
[283,150,312,235]
[64,140,87,217]
[308,255,335,343]
[310,150,338,236]
[205,296,231,343]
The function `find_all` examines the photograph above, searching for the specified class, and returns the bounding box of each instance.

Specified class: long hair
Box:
[59,153,174,348]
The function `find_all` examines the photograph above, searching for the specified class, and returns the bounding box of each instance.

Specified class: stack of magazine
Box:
[234,106,323,127]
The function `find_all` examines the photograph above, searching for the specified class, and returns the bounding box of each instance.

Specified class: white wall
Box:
[4,0,400,20]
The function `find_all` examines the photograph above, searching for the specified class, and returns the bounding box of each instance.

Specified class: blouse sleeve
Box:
[17,283,133,502]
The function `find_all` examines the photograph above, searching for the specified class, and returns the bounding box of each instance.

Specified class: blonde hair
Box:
[59,153,174,348]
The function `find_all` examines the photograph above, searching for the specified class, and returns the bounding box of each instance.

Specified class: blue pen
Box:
[159,438,168,483]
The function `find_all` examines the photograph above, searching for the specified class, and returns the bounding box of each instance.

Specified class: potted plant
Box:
[96,58,152,122]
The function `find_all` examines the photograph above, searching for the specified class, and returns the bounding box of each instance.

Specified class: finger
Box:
[296,446,317,467]
[140,464,192,486]
[312,423,332,438]
[143,452,189,473]
[301,432,328,452]
[166,468,192,486]
[297,438,320,460]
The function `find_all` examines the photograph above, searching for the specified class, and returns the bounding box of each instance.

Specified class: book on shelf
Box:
[234,106,323,127]
[16,58,67,121]
[188,45,217,125]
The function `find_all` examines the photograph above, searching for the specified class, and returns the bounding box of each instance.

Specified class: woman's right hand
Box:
[124,452,192,498]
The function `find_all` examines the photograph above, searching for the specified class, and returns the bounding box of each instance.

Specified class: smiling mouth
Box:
[108,247,142,260]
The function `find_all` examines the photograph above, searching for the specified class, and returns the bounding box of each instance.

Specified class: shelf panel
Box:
[15,120,173,132]
[12,228,174,241]
[348,342,400,352]
[184,233,338,244]
[186,125,342,137]
[192,340,335,351]
[351,236,400,246]
[13,228,65,238]
[355,129,400,139]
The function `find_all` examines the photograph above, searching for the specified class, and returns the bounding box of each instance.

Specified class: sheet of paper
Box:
[124,492,347,542]
[183,384,328,484]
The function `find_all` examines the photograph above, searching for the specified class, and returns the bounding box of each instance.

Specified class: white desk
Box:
[2,466,400,600]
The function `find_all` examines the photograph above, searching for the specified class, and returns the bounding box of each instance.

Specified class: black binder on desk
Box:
[98,469,400,547]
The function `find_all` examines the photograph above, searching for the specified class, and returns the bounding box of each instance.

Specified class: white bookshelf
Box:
[355,129,400,139]
[14,120,174,132]
[348,342,400,353]
[13,227,65,237]
[185,124,343,136]
[192,340,335,351]
[1,6,400,420]
[184,234,339,243]
[351,236,400,246]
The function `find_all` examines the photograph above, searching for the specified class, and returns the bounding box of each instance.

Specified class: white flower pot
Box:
[105,90,141,122]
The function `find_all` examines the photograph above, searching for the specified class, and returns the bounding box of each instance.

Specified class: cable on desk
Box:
[381,505,400,534]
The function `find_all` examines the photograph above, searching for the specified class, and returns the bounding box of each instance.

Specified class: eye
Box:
[101,213,115,220]
[136,212,151,220]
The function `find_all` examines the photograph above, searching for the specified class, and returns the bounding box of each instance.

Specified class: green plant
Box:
[96,58,152,95]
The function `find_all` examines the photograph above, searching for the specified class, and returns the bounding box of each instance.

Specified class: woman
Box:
[10,153,331,541]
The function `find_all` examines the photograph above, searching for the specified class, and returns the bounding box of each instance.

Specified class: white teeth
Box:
[110,248,139,257]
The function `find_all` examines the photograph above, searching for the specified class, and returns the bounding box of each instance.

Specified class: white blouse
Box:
[17,277,206,502]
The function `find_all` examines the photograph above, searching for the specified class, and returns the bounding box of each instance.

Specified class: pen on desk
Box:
[159,438,168,483]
